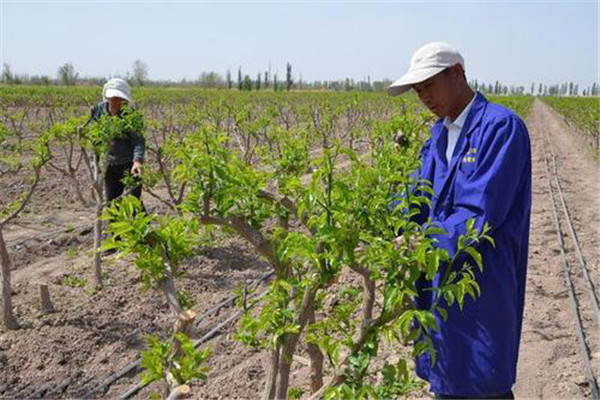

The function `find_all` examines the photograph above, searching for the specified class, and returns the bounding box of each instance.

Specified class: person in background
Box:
[89,78,145,204]
[388,42,532,399]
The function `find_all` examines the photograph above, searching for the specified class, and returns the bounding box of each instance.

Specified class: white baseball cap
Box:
[102,78,132,103]
[388,42,465,96]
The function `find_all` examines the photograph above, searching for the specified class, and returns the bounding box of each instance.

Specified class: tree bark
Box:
[172,310,196,357]
[160,250,183,316]
[69,167,89,207]
[306,308,324,394]
[349,263,375,334]
[262,345,280,400]
[91,153,103,290]
[275,286,319,399]
[0,229,19,329]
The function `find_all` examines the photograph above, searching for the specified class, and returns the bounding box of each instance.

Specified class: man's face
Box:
[412,66,460,118]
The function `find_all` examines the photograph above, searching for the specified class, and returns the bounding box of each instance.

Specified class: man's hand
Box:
[131,160,143,177]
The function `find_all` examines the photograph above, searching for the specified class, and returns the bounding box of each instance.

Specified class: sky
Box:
[1,1,598,89]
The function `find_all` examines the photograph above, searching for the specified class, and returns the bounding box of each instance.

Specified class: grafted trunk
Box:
[275,287,319,400]
[306,308,324,393]
[172,310,196,356]
[160,258,183,316]
[91,154,103,290]
[166,385,190,400]
[69,167,89,207]
[163,310,196,398]
[0,229,19,329]
[262,345,280,400]
[93,200,103,289]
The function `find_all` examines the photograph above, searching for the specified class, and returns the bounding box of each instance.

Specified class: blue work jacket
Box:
[412,92,531,397]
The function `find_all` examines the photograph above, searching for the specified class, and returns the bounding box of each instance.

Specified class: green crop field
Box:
[490,96,534,120]
[0,85,545,398]
[541,96,600,151]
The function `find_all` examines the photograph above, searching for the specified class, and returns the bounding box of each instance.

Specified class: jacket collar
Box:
[430,91,488,163]
[442,92,477,130]
[432,91,487,138]
[429,92,489,214]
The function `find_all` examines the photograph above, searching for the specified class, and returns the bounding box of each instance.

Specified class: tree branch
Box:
[199,214,282,273]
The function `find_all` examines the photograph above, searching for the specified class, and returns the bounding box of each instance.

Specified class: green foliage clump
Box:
[61,274,87,288]
[140,333,211,386]
[101,196,198,291]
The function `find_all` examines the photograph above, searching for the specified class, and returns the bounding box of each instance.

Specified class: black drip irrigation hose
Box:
[543,127,600,326]
[81,360,142,398]
[12,383,31,399]
[77,271,274,399]
[25,382,54,399]
[118,288,271,399]
[39,377,71,398]
[194,271,274,328]
[540,125,600,400]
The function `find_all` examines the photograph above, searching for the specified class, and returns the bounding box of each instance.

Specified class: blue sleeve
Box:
[431,115,530,258]
[90,104,103,122]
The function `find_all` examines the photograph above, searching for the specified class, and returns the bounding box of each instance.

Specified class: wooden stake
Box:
[39,284,56,314]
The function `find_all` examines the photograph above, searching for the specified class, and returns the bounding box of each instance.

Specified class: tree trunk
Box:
[262,345,280,400]
[275,287,319,399]
[92,154,103,290]
[69,168,89,207]
[172,310,196,356]
[306,308,324,393]
[160,251,183,316]
[166,385,190,400]
[0,228,19,329]
[93,199,103,289]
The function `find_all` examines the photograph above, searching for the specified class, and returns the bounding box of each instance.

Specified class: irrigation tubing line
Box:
[119,289,271,399]
[77,271,274,399]
[540,124,600,400]
[17,271,274,399]
[22,268,272,397]
[542,127,600,326]
[193,271,274,328]
[26,382,54,399]
[41,378,71,398]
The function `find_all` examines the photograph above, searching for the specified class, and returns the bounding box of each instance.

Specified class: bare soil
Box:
[0,99,598,399]
[513,99,599,398]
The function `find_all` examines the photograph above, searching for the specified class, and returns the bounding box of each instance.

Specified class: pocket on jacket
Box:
[458,155,477,176]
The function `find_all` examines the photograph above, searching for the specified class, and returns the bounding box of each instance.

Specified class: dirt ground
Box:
[513,99,599,398]
[0,99,598,399]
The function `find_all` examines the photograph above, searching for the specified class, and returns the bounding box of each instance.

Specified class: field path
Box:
[514,99,599,398]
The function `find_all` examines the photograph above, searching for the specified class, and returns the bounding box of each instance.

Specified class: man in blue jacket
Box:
[388,42,531,399]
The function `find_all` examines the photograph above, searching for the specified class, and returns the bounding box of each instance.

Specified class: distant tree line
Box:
[471,80,600,97]
[1,59,150,88]
[2,61,599,96]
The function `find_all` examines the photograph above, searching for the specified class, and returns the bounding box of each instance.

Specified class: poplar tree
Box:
[226,70,232,89]
[286,62,293,91]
